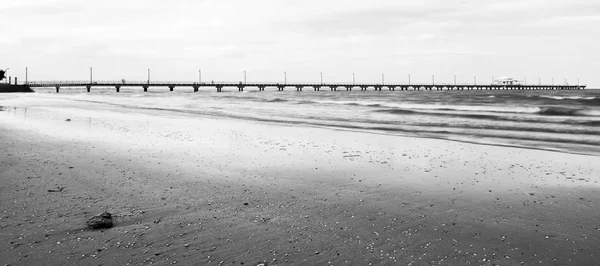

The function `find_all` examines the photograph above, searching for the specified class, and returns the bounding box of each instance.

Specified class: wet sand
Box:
[1,101,600,265]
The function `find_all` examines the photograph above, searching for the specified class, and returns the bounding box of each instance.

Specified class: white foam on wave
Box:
[311,99,542,115]
[577,109,600,117]
[540,96,596,100]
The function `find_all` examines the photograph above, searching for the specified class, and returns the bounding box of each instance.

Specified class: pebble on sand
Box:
[86,212,114,229]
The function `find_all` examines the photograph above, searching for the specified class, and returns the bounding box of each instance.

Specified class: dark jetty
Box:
[0,84,34,93]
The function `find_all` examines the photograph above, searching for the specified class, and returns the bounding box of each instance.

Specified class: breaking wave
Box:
[540,96,597,100]
[311,100,600,117]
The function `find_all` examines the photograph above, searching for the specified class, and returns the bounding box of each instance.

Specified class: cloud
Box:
[280,4,461,37]
[529,14,600,26]
[0,3,82,15]
[1,0,598,86]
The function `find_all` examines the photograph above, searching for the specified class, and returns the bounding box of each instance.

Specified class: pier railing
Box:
[23,80,586,93]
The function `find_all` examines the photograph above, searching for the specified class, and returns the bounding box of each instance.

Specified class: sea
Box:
[2,87,600,156]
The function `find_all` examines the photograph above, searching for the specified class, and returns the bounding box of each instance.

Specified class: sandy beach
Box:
[1,95,600,265]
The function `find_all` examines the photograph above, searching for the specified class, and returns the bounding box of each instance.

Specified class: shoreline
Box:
[3,91,600,158]
[1,99,600,265]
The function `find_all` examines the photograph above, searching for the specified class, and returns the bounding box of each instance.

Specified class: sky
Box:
[1,0,599,87]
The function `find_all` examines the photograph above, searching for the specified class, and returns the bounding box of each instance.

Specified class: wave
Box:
[311,100,384,108]
[373,109,416,115]
[538,107,600,117]
[266,98,288,103]
[222,96,289,103]
[215,95,261,101]
[540,96,596,100]
[310,99,600,117]
[579,120,600,126]
[41,95,600,156]
[305,113,600,135]
[372,109,600,129]
[126,104,600,143]
[311,100,536,114]
[374,108,514,121]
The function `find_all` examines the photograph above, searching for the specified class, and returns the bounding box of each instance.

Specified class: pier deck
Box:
[25,81,586,93]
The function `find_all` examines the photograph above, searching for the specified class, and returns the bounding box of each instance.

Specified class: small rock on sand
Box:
[47,187,65,193]
[86,212,114,229]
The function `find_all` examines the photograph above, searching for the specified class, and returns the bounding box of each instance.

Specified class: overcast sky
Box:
[1,0,598,86]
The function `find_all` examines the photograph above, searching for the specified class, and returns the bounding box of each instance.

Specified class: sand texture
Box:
[1,99,600,265]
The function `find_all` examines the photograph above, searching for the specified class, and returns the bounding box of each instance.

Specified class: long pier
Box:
[26,81,586,93]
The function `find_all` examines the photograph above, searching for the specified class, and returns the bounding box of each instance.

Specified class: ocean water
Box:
[3,87,600,156]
